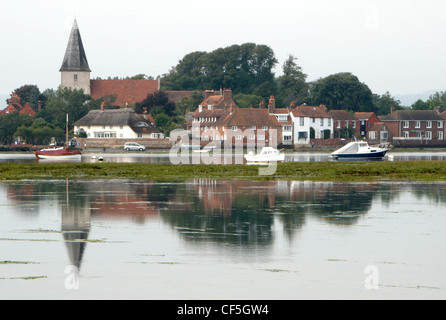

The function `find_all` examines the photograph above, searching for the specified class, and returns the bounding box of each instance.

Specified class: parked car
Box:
[124,142,146,151]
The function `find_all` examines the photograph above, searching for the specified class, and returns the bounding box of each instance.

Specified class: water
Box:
[2,151,446,163]
[0,179,445,299]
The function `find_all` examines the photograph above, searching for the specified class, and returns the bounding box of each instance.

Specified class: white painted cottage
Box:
[74,108,164,140]
[290,105,333,145]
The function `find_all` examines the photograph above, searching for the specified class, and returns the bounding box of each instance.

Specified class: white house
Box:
[290,105,333,145]
[74,108,164,140]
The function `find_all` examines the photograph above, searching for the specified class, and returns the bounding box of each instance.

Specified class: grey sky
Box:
[1,0,445,108]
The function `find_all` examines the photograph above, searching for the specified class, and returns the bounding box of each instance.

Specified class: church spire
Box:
[59,19,91,72]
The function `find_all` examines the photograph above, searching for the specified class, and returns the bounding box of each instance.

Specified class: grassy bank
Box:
[1,161,446,182]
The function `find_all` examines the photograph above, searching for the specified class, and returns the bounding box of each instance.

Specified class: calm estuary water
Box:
[0,179,445,299]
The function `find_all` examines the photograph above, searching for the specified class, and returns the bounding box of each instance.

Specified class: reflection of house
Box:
[290,105,333,145]
[0,93,37,117]
[74,107,164,139]
[380,110,446,147]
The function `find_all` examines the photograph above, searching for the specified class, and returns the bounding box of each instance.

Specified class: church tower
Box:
[60,19,91,94]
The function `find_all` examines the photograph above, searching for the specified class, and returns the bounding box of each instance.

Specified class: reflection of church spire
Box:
[61,180,91,271]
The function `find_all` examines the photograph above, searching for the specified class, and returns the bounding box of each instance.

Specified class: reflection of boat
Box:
[35,147,82,160]
[34,114,82,160]
[244,147,285,162]
[330,141,388,160]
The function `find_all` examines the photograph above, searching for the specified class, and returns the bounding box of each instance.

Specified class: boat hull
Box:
[34,148,82,160]
[244,155,285,162]
[333,150,388,159]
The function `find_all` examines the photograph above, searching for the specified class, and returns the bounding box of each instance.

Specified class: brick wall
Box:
[78,138,174,149]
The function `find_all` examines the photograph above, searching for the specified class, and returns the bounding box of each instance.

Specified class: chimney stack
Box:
[268,96,275,114]
[259,101,265,108]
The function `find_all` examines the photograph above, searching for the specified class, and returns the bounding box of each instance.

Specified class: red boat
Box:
[34,114,82,160]
[34,147,81,160]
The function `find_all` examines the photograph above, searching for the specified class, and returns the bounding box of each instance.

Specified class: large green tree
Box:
[277,55,309,106]
[38,87,94,130]
[162,43,278,98]
[309,73,376,113]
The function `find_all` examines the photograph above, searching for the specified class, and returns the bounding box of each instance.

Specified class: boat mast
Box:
[66,114,69,148]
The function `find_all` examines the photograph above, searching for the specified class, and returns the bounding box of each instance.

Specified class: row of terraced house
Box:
[189,89,446,148]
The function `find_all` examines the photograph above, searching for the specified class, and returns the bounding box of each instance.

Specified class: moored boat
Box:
[34,147,82,160]
[244,147,285,162]
[34,114,82,160]
[330,141,388,160]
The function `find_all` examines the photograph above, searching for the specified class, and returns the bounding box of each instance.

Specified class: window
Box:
[300,117,304,126]
[426,121,432,129]
[262,126,268,130]
[426,131,432,140]
[403,121,409,128]
[278,115,288,122]
[438,131,444,140]
[283,125,292,132]
[284,135,292,141]
[369,131,376,140]
[258,135,265,140]
[380,131,388,142]
[320,118,324,126]
[252,126,256,131]
[328,118,331,126]
[337,121,341,129]
[404,131,409,138]
[352,121,356,128]
[438,121,444,129]
[249,134,255,140]
[74,74,78,81]
[232,126,237,132]
[415,121,421,128]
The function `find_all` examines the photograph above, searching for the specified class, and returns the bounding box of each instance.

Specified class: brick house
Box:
[0,93,37,117]
[366,122,393,145]
[191,93,285,146]
[329,110,360,138]
[380,110,446,147]
[354,112,381,138]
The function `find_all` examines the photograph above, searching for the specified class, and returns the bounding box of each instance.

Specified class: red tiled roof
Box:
[90,79,159,106]
[329,110,358,120]
[291,106,332,118]
[222,108,281,127]
[354,112,375,120]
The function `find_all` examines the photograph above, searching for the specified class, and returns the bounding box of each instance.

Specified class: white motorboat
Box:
[330,141,388,160]
[244,147,285,162]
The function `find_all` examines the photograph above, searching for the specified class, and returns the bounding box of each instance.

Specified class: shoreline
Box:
[1,161,446,182]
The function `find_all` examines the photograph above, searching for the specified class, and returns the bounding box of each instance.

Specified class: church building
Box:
[60,19,160,106]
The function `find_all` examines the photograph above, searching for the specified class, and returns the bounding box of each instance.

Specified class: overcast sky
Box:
[1,0,446,107]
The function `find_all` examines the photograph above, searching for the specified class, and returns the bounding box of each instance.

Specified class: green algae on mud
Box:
[0,161,446,182]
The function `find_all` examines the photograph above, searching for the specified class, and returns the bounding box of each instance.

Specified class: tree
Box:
[40,87,93,130]
[13,85,47,111]
[161,43,278,96]
[373,91,402,115]
[15,118,64,145]
[277,55,309,106]
[135,91,176,116]
[233,93,264,108]
[0,113,33,144]
[310,73,376,113]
